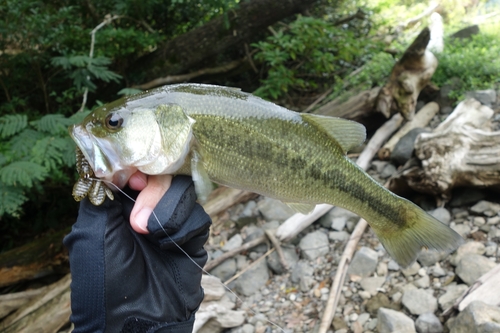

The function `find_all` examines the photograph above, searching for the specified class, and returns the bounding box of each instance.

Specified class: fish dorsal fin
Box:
[301,114,366,154]
[284,202,316,215]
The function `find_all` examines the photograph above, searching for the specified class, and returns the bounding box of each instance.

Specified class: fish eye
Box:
[104,113,124,130]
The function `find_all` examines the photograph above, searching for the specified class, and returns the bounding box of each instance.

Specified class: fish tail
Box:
[373,201,463,267]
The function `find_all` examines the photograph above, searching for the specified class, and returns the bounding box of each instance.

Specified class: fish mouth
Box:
[69,125,133,188]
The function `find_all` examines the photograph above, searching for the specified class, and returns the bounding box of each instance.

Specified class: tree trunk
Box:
[127,0,320,84]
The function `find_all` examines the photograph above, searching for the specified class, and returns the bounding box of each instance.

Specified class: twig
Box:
[377,102,439,160]
[204,235,266,272]
[318,113,404,333]
[78,14,122,112]
[264,229,288,271]
[224,248,275,285]
[396,2,439,32]
[303,88,333,113]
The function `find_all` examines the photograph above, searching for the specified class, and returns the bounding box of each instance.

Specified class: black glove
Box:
[64,176,211,333]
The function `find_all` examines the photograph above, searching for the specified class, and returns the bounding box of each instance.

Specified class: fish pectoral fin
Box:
[284,202,316,215]
[301,114,366,154]
[191,150,213,203]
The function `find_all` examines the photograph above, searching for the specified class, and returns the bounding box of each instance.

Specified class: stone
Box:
[465,89,497,108]
[366,293,400,316]
[222,234,243,252]
[470,200,500,216]
[449,188,487,207]
[211,258,237,281]
[257,197,294,221]
[391,128,429,166]
[448,301,500,333]
[377,307,416,333]
[429,207,451,225]
[233,259,269,296]
[357,313,371,326]
[418,249,447,267]
[451,223,471,237]
[413,275,430,288]
[402,289,438,315]
[347,247,379,278]
[456,254,496,285]
[485,242,498,257]
[438,283,469,310]
[372,161,388,173]
[415,312,443,333]
[380,163,397,179]
[299,230,329,260]
[319,207,359,230]
[377,262,388,276]
[329,231,350,242]
[267,246,299,275]
[291,260,314,292]
[450,241,486,266]
[428,263,446,277]
[402,262,421,277]
[360,276,386,296]
[388,260,400,271]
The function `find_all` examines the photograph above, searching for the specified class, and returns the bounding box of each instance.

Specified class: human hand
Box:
[64,175,211,333]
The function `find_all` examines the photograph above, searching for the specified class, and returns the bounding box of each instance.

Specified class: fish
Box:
[69,83,463,267]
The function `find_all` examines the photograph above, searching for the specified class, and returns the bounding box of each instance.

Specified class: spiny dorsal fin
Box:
[301,114,366,154]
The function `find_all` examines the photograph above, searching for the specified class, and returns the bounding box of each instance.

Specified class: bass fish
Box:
[69,83,462,266]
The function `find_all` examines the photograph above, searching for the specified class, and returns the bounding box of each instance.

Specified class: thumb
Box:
[129,174,173,234]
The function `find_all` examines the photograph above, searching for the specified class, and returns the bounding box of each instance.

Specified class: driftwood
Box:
[0,229,68,288]
[276,113,403,242]
[376,27,438,120]
[0,274,71,333]
[313,87,381,123]
[378,101,439,160]
[0,287,49,319]
[391,99,500,200]
[204,235,266,272]
[203,187,257,219]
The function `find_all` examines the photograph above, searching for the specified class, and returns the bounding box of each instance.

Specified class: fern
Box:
[31,136,73,171]
[0,114,28,139]
[0,161,48,187]
[0,184,28,218]
[31,114,73,135]
[8,129,44,159]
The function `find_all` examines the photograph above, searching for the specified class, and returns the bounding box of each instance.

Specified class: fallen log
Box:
[391,98,500,200]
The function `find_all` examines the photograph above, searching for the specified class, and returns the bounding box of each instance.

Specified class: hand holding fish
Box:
[64,176,211,332]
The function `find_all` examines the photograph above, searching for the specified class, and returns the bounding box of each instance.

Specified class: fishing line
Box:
[100,179,288,333]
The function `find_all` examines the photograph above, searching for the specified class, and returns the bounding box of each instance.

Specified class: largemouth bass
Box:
[69,83,462,266]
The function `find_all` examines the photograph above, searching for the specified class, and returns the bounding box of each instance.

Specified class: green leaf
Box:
[0,161,48,187]
[0,183,28,218]
[0,114,28,139]
[117,88,143,96]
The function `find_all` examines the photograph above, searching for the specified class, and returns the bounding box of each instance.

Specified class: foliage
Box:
[432,23,500,101]
[252,14,383,100]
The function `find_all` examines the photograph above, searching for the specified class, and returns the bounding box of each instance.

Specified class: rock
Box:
[413,275,430,288]
[267,246,299,275]
[291,260,315,292]
[388,260,400,271]
[451,223,471,237]
[402,289,438,315]
[402,262,421,277]
[240,200,257,218]
[456,254,496,285]
[438,283,469,310]
[347,247,379,278]
[201,275,226,301]
[429,207,451,225]
[450,25,479,40]
[298,230,329,260]
[465,90,497,108]
[418,250,447,267]
[485,242,498,257]
[366,293,400,316]
[450,241,486,266]
[377,262,388,276]
[233,259,269,296]
[257,197,294,221]
[449,187,487,207]
[222,234,243,252]
[448,301,500,333]
[415,312,443,333]
[357,313,371,327]
[380,163,397,178]
[470,200,500,216]
[211,258,237,281]
[372,160,388,173]
[329,231,350,242]
[488,216,500,225]
[428,263,446,277]
[319,207,359,230]
[360,276,386,296]
[377,307,416,333]
[391,128,429,166]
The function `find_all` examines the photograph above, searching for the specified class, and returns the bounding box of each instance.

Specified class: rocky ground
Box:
[197,89,500,333]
